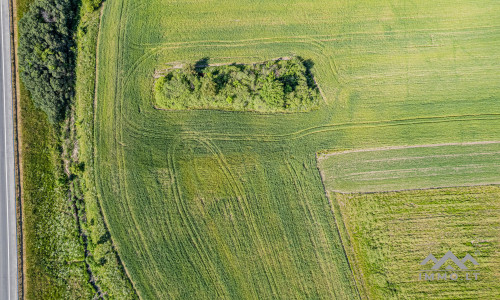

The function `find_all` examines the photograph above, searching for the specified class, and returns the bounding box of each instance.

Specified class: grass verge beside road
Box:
[15,0,136,298]
[16,0,94,297]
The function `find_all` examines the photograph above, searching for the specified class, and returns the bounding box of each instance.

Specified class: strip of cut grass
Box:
[318,142,500,193]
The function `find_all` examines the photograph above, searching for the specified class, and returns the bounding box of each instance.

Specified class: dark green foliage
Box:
[155,57,320,112]
[18,0,77,123]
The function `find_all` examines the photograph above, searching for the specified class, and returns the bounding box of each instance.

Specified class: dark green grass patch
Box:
[20,82,93,299]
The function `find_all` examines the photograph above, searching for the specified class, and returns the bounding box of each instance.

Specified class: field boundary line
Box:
[329,182,500,195]
[10,0,24,297]
[318,140,500,160]
[315,154,366,299]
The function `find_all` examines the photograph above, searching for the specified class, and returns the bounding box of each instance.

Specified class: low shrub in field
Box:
[154,57,320,112]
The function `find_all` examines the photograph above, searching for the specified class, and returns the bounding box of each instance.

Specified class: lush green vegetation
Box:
[318,142,500,193]
[16,0,94,297]
[155,58,320,112]
[94,0,500,298]
[19,83,93,299]
[81,0,101,13]
[18,0,135,297]
[327,187,500,299]
[18,0,78,123]
[74,3,137,298]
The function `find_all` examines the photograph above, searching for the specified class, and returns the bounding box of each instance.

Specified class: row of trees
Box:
[155,57,320,112]
[18,0,78,123]
[18,0,102,123]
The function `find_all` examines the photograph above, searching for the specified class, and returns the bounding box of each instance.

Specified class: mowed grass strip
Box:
[318,142,500,193]
[328,187,500,299]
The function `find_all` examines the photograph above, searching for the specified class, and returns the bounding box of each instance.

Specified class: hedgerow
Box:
[154,57,320,112]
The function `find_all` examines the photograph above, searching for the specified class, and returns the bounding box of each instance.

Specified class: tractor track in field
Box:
[119,112,500,144]
[166,134,282,297]
[283,157,341,298]
[166,138,230,298]
[193,135,282,297]
[121,35,333,97]
[127,24,500,49]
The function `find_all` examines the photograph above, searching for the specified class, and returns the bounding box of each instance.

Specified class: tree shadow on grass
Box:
[298,57,317,90]
[194,57,210,72]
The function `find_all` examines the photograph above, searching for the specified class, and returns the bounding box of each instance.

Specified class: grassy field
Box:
[318,141,500,193]
[94,0,500,298]
[327,187,500,299]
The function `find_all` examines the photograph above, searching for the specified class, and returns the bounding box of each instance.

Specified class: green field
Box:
[318,142,500,193]
[327,187,500,299]
[94,0,500,298]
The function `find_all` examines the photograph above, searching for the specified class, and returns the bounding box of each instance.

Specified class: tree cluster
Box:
[18,0,77,123]
[155,57,320,112]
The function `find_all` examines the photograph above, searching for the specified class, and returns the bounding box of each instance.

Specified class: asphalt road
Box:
[0,0,18,297]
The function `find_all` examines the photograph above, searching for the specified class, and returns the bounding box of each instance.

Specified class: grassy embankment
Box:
[16,0,92,297]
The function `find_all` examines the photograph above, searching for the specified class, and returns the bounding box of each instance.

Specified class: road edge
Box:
[8,0,23,298]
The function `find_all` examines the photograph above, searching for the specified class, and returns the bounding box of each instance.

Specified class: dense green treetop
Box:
[18,0,77,123]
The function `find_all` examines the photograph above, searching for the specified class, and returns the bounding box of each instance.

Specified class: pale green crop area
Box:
[95,0,500,298]
[318,142,500,193]
[329,187,500,299]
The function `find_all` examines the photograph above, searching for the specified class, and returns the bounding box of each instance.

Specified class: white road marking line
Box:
[0,0,11,298]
